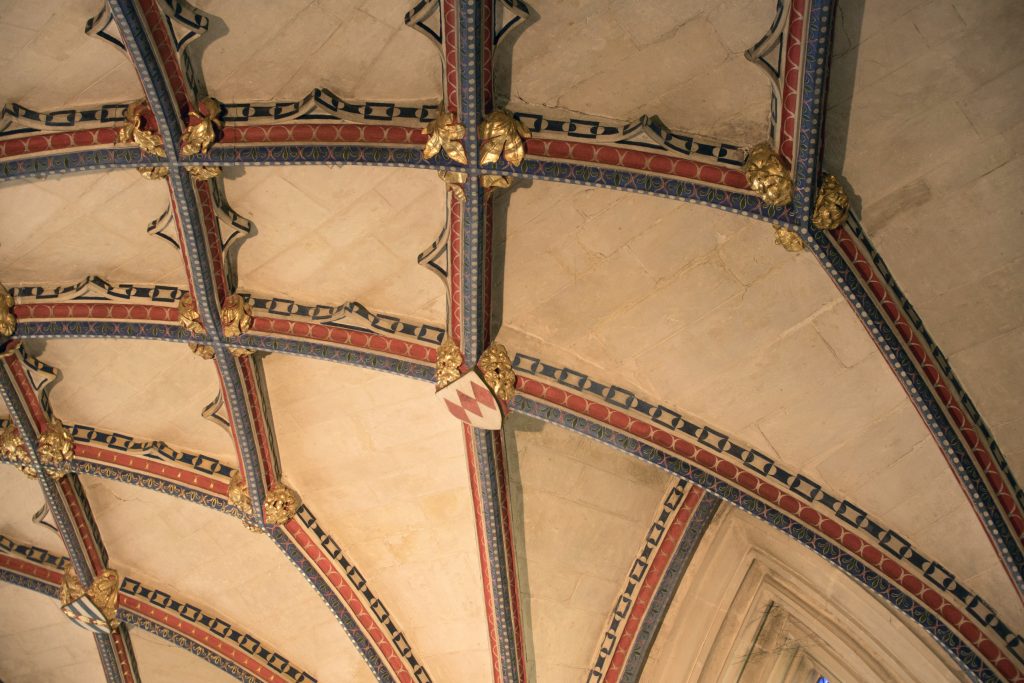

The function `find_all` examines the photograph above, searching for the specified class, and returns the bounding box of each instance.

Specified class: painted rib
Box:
[587,483,720,683]
[0,419,432,682]
[436,1,528,680]
[508,355,1023,681]
[0,535,317,683]
[0,345,141,683]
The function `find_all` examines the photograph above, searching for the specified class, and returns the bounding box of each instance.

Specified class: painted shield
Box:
[436,369,504,430]
[61,595,113,634]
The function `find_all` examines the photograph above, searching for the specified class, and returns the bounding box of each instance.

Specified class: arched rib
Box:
[508,353,1023,681]
[8,280,438,380]
[585,482,720,683]
[0,417,432,683]
[0,534,317,683]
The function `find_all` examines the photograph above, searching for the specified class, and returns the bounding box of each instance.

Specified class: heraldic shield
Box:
[435,368,504,430]
[62,593,113,634]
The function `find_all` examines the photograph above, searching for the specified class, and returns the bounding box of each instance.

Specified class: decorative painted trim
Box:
[0,534,68,571]
[11,278,185,305]
[1,102,129,137]
[237,333,435,381]
[463,425,525,683]
[0,535,316,683]
[0,421,432,682]
[588,484,719,683]
[111,0,286,532]
[0,146,148,179]
[787,0,830,222]
[220,90,437,126]
[807,212,1024,597]
[13,319,193,344]
[511,112,747,168]
[0,344,96,582]
[280,507,430,682]
[521,138,748,188]
[0,560,62,598]
[508,357,1023,681]
[623,494,721,682]
[430,2,529,681]
[246,295,444,346]
[7,281,438,380]
[507,157,787,221]
[68,422,233,514]
[0,347,140,683]
[202,143,435,168]
[119,577,315,683]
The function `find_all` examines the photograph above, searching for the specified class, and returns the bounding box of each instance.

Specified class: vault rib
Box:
[0,344,141,683]
[0,533,317,683]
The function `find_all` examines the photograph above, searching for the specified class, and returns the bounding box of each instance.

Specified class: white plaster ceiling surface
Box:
[0,582,107,683]
[0,464,65,554]
[227,165,447,322]
[507,415,674,683]
[263,355,491,681]
[82,477,378,682]
[824,0,1024,476]
[189,0,441,101]
[506,0,775,143]
[498,179,1022,628]
[0,0,142,110]
[0,172,186,286]
[33,339,239,466]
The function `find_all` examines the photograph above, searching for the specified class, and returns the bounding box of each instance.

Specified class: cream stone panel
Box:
[226,165,446,323]
[499,180,1021,633]
[0,171,186,286]
[36,339,238,466]
[642,507,965,683]
[506,413,674,682]
[190,0,440,101]
[132,627,238,683]
[0,0,142,109]
[825,0,1024,479]
[0,582,106,683]
[507,0,774,143]
[0,464,63,554]
[262,354,491,682]
[81,476,377,682]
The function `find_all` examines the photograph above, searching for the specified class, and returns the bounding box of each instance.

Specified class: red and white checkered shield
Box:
[436,369,504,430]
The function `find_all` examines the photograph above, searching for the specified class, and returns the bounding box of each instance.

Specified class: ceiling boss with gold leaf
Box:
[37,418,74,478]
[228,471,262,532]
[479,110,529,167]
[0,424,34,478]
[744,142,793,207]
[117,100,166,158]
[117,100,168,179]
[221,294,253,338]
[0,284,15,337]
[422,109,468,164]
[812,174,851,231]
[262,483,300,526]
[181,97,224,180]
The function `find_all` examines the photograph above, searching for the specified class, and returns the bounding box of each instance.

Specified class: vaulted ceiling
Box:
[0,1,1022,682]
